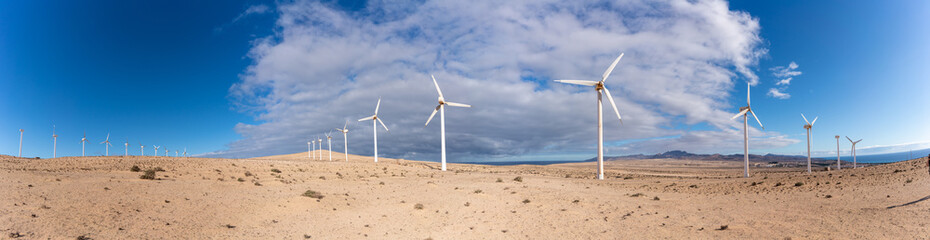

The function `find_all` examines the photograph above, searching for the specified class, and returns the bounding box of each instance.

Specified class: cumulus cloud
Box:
[767,61,800,99]
[767,88,790,99]
[206,0,795,160]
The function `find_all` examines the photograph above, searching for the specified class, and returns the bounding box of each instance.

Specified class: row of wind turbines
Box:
[13,127,190,158]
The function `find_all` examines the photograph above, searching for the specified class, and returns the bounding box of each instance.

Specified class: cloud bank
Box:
[207,0,797,160]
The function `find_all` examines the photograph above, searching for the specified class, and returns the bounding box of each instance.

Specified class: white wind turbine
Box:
[730,82,764,178]
[100,133,112,156]
[311,139,316,160]
[124,139,129,156]
[153,145,160,156]
[359,97,389,163]
[834,135,841,170]
[801,114,818,173]
[846,136,862,168]
[335,120,350,162]
[175,150,178,157]
[52,126,58,158]
[81,132,88,157]
[326,131,333,161]
[317,136,323,160]
[182,148,187,157]
[307,140,312,159]
[425,75,471,171]
[18,129,24,157]
[164,147,169,157]
[554,53,625,180]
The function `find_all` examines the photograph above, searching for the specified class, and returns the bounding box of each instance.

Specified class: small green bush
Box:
[271,169,282,173]
[414,203,424,210]
[513,176,523,182]
[140,170,156,180]
[130,165,141,172]
[302,190,324,199]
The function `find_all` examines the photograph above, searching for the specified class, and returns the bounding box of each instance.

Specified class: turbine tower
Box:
[81,133,88,157]
[153,145,160,156]
[183,148,188,157]
[307,141,312,159]
[52,126,58,158]
[18,129,24,157]
[358,97,389,163]
[425,75,472,171]
[124,139,129,156]
[164,148,169,157]
[100,133,112,156]
[335,120,350,162]
[175,150,178,157]
[326,131,333,161]
[311,139,316,160]
[846,136,862,168]
[317,136,323,160]
[835,135,841,169]
[554,53,625,180]
[730,82,764,178]
[801,114,818,173]
[140,144,144,156]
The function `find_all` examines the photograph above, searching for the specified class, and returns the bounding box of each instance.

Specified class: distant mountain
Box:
[592,150,831,163]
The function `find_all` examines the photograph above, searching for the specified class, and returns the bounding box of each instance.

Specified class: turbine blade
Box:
[377,118,389,131]
[601,53,624,82]
[375,97,381,114]
[747,82,751,106]
[749,109,764,129]
[846,136,853,142]
[425,105,441,126]
[801,113,810,125]
[811,116,818,126]
[855,139,862,144]
[601,87,623,124]
[358,115,375,121]
[554,80,598,86]
[343,120,348,130]
[431,75,444,98]
[444,102,471,108]
[731,109,749,120]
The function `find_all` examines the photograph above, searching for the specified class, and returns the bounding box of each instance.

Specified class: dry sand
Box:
[2,151,929,239]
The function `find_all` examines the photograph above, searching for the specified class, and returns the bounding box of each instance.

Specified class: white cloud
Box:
[770,61,801,78]
[767,88,790,99]
[207,0,795,160]
[215,4,273,33]
[776,77,792,86]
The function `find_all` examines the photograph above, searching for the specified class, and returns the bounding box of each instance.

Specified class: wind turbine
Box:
[164,147,169,157]
[554,53,625,180]
[81,133,88,157]
[335,120,350,162]
[801,114,817,173]
[358,97,389,163]
[18,129,24,157]
[311,139,316,160]
[317,136,323,161]
[834,135,841,170]
[182,148,187,157]
[153,145,160,156]
[730,82,764,178]
[307,141,312,159]
[140,144,144,156]
[326,131,333,161]
[124,139,129,156]
[846,136,862,168]
[52,126,58,158]
[425,75,472,171]
[100,133,112,156]
[175,150,178,157]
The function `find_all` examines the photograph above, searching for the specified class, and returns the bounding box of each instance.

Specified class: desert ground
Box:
[1,151,929,239]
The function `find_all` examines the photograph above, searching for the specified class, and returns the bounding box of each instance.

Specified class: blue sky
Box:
[1,0,928,161]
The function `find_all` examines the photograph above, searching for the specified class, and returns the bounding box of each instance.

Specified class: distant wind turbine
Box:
[183,148,187,157]
[335,120,350,162]
[554,53,625,180]
[834,135,841,169]
[100,133,112,156]
[801,114,818,173]
[153,145,160,156]
[140,144,144,156]
[731,82,764,178]
[326,131,333,161]
[18,129,24,157]
[359,97,389,163]
[317,136,323,160]
[307,140,312,159]
[124,139,129,156]
[164,147,169,157]
[846,136,862,168]
[311,139,316,160]
[81,133,88,157]
[425,75,471,171]
[52,126,58,158]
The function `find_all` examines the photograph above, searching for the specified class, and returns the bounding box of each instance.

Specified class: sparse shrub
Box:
[254,181,262,186]
[653,196,660,201]
[717,225,728,230]
[689,184,698,188]
[825,195,832,198]
[154,167,165,172]
[522,199,531,204]
[464,202,470,207]
[496,178,503,183]
[244,171,253,177]
[623,176,633,180]
[140,170,156,180]
[794,182,804,187]
[414,203,424,210]
[302,190,324,199]
[906,179,913,183]
[513,176,523,182]
[130,166,141,172]
[572,200,580,203]
[630,193,644,197]
[271,169,281,173]
[474,189,482,194]
[775,182,784,187]
[237,178,245,182]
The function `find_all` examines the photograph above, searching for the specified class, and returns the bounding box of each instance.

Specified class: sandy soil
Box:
[2,151,929,239]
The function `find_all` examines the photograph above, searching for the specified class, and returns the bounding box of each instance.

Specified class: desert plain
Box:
[1,151,929,239]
